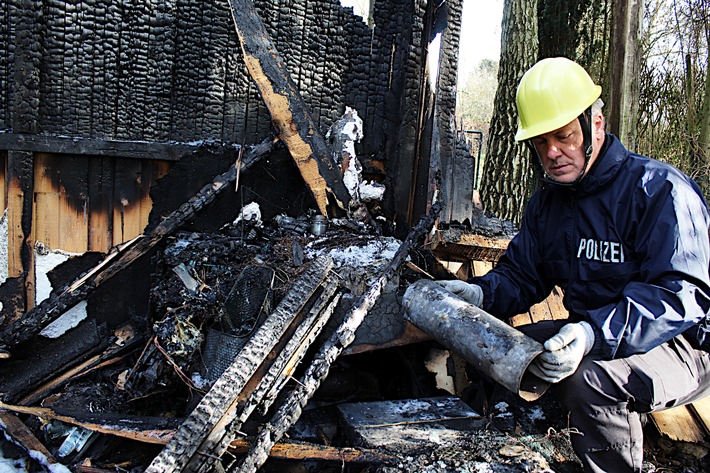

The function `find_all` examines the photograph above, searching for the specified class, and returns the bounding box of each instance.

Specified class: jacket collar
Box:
[545,134,627,195]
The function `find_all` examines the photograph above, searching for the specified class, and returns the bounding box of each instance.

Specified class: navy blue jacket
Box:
[470,135,710,359]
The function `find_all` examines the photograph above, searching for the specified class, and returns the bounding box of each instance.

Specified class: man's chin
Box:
[546,171,581,185]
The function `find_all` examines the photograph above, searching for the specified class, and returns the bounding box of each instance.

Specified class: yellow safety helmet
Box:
[515,57,602,141]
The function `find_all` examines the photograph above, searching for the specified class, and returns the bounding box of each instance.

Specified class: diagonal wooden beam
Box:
[226,0,352,216]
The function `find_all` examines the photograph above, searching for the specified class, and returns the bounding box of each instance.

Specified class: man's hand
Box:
[528,321,595,383]
[435,280,483,307]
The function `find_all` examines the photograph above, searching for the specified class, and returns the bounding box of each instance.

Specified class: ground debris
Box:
[374,429,555,473]
[3,208,707,473]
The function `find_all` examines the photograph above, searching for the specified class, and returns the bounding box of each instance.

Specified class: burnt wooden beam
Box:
[226,0,352,216]
[0,141,273,354]
[5,150,35,319]
[0,402,394,465]
[227,438,396,465]
[0,402,180,445]
[0,133,200,161]
[235,203,441,473]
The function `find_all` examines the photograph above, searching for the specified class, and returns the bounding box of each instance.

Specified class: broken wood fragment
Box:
[233,203,441,473]
[650,406,708,445]
[0,401,180,445]
[0,410,59,465]
[228,438,396,464]
[0,140,273,355]
[225,0,352,216]
[18,327,140,406]
[430,228,509,263]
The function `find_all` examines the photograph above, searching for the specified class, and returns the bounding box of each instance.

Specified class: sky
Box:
[457,0,504,82]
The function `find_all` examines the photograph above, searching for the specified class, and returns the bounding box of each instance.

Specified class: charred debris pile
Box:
[0,188,581,472]
[0,140,702,473]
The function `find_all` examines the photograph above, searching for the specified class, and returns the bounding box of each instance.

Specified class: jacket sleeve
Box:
[588,174,710,359]
[469,196,555,319]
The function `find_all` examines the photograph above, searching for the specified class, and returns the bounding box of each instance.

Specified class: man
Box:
[438,57,710,473]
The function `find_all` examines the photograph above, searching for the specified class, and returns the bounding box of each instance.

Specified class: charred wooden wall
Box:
[0,0,462,147]
[0,0,463,306]
[0,0,463,215]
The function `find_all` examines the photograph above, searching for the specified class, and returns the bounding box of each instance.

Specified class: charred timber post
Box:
[5,151,36,319]
[403,279,549,401]
[225,0,352,216]
[0,143,272,355]
[233,203,441,473]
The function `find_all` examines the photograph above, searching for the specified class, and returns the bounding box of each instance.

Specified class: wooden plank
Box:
[57,155,89,253]
[33,153,90,253]
[528,300,553,323]
[0,133,197,161]
[6,150,35,313]
[509,313,533,327]
[471,260,493,277]
[228,438,396,464]
[0,151,6,211]
[225,0,353,216]
[112,158,145,245]
[0,402,178,445]
[688,396,710,435]
[546,286,569,320]
[650,406,706,444]
[33,192,60,249]
[138,160,171,232]
[33,153,60,248]
[87,156,114,252]
[11,3,41,135]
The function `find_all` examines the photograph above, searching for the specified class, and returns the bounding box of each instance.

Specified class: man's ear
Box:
[592,112,605,139]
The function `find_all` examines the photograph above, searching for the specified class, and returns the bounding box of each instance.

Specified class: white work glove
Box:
[528,321,595,383]
[435,280,483,307]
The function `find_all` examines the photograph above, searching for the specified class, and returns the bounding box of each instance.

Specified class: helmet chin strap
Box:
[525,108,594,187]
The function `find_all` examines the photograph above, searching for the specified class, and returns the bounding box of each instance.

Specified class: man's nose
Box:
[546,142,562,158]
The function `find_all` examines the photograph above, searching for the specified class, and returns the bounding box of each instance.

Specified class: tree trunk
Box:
[480,0,539,224]
[537,0,585,59]
[607,0,643,149]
